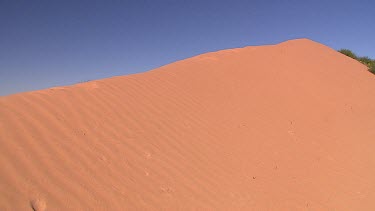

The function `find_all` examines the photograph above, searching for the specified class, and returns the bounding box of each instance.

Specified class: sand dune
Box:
[1,38,375,210]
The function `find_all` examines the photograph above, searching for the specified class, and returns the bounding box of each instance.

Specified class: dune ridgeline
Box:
[1,39,375,210]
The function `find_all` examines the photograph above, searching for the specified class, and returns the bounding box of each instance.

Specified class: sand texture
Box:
[1,39,375,210]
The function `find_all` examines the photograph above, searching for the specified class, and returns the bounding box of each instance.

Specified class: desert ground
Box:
[1,38,375,210]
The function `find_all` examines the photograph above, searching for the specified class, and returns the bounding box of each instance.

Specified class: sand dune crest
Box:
[1,39,375,210]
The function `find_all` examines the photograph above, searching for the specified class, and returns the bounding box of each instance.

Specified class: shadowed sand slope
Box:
[1,39,375,210]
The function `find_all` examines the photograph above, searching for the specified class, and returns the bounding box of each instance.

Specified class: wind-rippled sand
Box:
[1,39,375,210]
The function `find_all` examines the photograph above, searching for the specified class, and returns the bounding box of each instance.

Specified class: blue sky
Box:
[1,0,374,96]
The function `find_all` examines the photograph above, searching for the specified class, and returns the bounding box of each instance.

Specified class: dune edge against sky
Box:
[1,38,375,210]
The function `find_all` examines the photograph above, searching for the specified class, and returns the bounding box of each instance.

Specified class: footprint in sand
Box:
[144,151,152,159]
[160,186,174,194]
[30,198,46,211]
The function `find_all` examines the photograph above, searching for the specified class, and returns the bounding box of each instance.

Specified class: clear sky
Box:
[1,0,374,96]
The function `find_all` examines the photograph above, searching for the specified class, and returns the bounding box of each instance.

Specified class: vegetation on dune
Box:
[338,49,358,60]
[338,49,375,74]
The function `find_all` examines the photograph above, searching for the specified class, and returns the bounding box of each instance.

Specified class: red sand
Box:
[1,39,375,210]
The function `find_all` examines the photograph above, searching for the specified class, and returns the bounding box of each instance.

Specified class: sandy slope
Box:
[1,39,375,210]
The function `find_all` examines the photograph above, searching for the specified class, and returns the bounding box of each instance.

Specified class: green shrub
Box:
[338,49,358,60]
[338,49,375,75]
[369,61,375,74]
[358,56,372,66]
